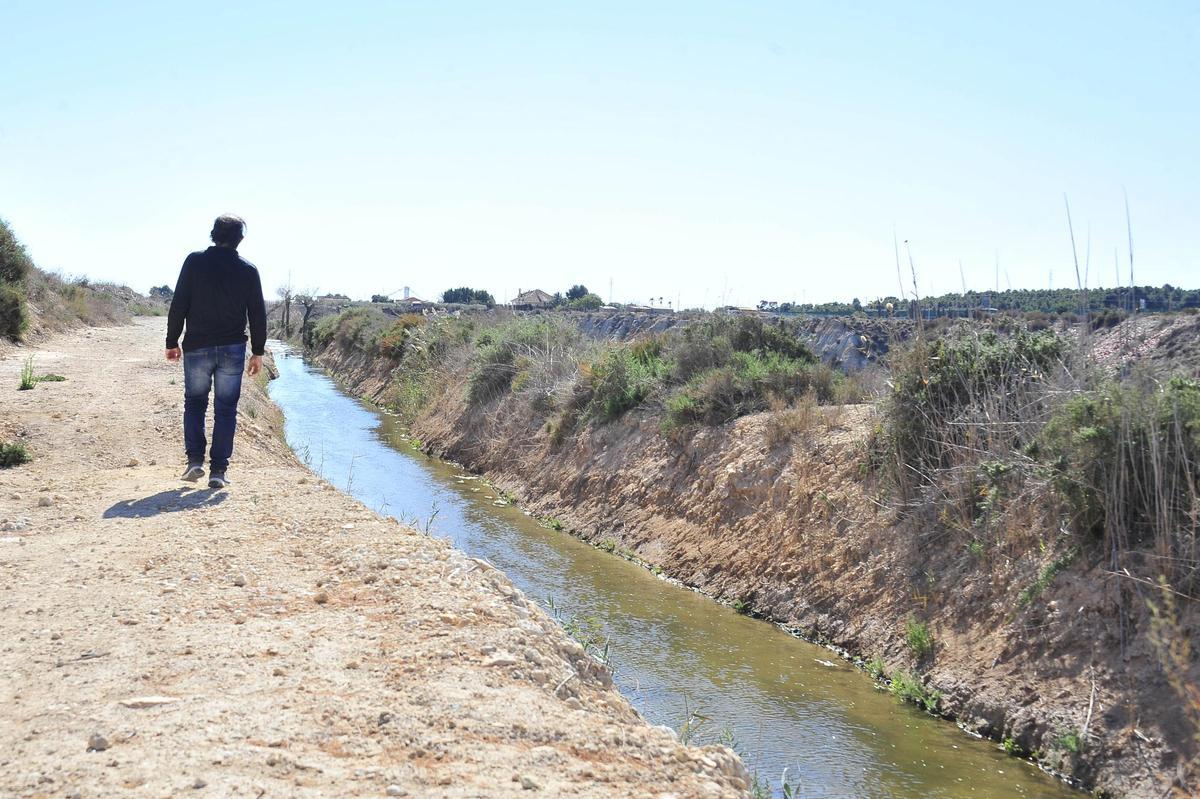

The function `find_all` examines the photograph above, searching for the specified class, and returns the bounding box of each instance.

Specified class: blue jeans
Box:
[183,343,245,471]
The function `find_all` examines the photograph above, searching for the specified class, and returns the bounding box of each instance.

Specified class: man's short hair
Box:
[211,215,246,245]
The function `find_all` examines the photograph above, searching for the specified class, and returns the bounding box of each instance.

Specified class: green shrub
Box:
[0,441,30,467]
[881,326,1066,485]
[311,313,340,349]
[904,617,934,659]
[568,292,603,310]
[468,317,580,404]
[669,315,813,384]
[308,307,392,354]
[378,313,425,358]
[0,281,28,341]
[1089,308,1127,330]
[587,343,667,421]
[889,670,940,713]
[0,219,34,284]
[866,656,887,681]
[1038,376,1200,548]
[658,316,834,428]
[665,351,834,427]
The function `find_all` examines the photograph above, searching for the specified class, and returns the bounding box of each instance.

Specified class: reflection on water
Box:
[267,342,1078,799]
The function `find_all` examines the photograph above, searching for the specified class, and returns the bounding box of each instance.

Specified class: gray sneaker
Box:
[208,471,230,489]
[181,463,205,482]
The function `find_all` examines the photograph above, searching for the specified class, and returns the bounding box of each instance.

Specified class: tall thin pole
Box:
[1125,191,1136,313]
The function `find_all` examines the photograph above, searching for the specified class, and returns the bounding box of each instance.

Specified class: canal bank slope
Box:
[314,323,1195,799]
[0,319,751,799]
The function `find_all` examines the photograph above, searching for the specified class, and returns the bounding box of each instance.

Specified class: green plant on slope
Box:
[0,281,28,341]
[468,317,581,404]
[0,219,33,341]
[1055,729,1084,754]
[545,596,616,673]
[904,616,934,659]
[1038,376,1200,562]
[587,341,667,421]
[0,441,31,467]
[1017,547,1078,607]
[889,669,940,713]
[881,325,1066,487]
[19,356,36,390]
[675,696,710,745]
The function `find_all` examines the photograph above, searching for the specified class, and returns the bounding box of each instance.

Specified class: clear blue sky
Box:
[2,1,1197,308]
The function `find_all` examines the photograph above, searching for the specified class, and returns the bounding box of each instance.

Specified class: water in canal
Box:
[267,343,1079,799]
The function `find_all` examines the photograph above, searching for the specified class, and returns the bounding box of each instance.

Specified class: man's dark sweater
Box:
[166,246,268,356]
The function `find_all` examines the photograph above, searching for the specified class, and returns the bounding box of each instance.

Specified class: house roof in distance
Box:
[511,289,554,305]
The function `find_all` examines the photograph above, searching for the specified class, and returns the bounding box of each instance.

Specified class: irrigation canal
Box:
[267,342,1078,799]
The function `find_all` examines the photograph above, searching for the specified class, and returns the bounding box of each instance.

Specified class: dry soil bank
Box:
[0,319,751,798]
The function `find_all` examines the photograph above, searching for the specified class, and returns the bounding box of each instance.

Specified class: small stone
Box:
[484,652,518,668]
[192,777,207,789]
[118,696,178,709]
[273,667,286,677]
[49,631,62,641]
[520,775,539,790]
[266,753,280,766]
[87,732,110,751]
[385,786,407,797]
[232,574,246,587]
[313,591,329,605]
[38,496,53,507]
[345,660,360,670]
[126,459,139,468]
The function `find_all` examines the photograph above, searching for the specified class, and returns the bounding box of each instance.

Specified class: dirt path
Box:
[0,319,750,799]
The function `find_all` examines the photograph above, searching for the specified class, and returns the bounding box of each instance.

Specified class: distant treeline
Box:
[766,284,1200,317]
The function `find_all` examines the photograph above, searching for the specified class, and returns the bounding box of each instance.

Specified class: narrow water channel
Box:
[267,343,1079,799]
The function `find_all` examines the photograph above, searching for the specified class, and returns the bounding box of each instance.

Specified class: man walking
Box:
[165,215,267,489]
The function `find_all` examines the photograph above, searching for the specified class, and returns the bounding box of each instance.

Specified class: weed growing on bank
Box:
[0,440,31,467]
[18,356,36,390]
[904,617,934,659]
[889,669,941,713]
[545,596,616,674]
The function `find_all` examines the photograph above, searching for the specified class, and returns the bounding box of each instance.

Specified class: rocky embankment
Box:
[0,319,752,798]
[315,329,1193,798]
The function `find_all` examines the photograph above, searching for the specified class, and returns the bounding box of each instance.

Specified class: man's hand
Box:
[246,355,263,377]
[166,347,181,362]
